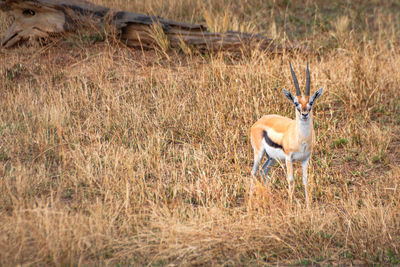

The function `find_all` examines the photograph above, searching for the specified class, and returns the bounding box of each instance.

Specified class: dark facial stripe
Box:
[263,131,283,150]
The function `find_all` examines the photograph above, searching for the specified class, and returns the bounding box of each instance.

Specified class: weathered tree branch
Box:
[0,0,293,52]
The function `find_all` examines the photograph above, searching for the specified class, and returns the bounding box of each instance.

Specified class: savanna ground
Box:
[1,0,399,265]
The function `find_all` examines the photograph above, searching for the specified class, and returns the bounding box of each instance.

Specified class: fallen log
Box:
[0,0,291,52]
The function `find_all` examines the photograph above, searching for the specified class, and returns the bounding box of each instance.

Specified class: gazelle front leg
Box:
[302,157,310,209]
[285,156,294,204]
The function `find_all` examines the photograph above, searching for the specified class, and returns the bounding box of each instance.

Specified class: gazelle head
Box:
[283,62,323,121]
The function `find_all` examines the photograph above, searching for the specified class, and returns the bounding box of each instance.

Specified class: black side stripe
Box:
[263,131,283,150]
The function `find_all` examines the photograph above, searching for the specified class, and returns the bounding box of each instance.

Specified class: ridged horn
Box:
[305,62,310,96]
[289,62,301,96]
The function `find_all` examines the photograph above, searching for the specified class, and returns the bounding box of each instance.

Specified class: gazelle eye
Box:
[22,9,35,17]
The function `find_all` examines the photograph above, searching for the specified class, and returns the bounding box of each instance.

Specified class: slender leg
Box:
[251,147,265,190]
[251,154,260,177]
[250,155,259,191]
[302,157,310,210]
[285,156,294,204]
[261,157,276,186]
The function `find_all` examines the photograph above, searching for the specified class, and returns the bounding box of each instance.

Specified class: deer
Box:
[250,62,323,209]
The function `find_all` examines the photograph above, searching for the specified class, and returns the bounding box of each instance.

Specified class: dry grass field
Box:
[0,0,399,265]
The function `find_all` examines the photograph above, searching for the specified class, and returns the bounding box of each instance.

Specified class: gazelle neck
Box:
[295,110,313,138]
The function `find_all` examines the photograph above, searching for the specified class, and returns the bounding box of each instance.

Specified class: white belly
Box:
[262,139,286,160]
[262,140,311,162]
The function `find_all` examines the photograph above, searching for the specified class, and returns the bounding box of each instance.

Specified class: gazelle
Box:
[250,63,323,208]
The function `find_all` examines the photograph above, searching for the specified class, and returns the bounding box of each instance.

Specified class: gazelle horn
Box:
[289,62,301,96]
[305,62,310,96]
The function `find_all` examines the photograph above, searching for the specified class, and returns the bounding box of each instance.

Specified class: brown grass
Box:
[0,0,399,265]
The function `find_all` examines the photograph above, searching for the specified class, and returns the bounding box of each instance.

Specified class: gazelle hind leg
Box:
[251,147,265,189]
[251,154,260,177]
[260,157,276,186]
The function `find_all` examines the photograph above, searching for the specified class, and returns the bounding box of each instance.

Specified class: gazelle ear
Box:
[310,88,323,105]
[282,89,295,103]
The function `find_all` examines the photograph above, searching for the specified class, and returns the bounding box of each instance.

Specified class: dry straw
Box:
[0,0,399,265]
